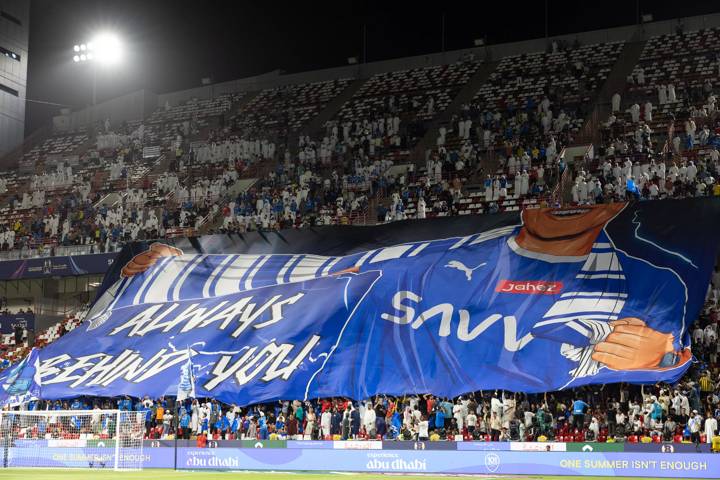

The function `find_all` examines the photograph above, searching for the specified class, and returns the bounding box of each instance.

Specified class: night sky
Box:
[25,0,720,133]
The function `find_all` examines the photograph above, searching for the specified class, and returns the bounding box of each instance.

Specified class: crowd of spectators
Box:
[8,294,719,446]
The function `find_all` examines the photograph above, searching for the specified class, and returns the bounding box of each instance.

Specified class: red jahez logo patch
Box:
[495,280,563,295]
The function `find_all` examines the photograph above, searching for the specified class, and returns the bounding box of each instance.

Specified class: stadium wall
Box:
[0,0,29,156]
[53,89,158,133]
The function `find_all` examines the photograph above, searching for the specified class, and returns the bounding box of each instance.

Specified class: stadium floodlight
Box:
[91,33,122,65]
[71,32,124,105]
[71,33,122,65]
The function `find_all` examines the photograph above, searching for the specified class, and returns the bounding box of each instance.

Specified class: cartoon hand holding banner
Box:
[592,318,691,370]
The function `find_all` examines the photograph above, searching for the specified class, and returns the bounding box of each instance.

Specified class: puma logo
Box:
[444,260,487,281]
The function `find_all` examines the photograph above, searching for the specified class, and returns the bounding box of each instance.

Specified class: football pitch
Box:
[0,470,713,480]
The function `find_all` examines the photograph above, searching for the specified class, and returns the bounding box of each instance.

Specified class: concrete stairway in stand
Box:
[223,90,262,125]
[298,77,369,140]
[409,60,498,164]
[575,27,647,146]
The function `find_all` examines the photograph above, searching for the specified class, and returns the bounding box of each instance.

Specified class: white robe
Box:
[417,198,426,219]
[520,172,530,195]
[644,102,653,122]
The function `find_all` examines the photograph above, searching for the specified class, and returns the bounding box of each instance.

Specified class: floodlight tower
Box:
[72,33,123,105]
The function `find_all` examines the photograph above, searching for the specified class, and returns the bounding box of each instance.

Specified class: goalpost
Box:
[0,410,145,471]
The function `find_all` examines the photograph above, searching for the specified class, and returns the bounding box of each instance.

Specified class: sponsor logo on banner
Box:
[48,439,87,448]
[382,440,457,451]
[286,440,334,449]
[484,452,500,473]
[623,442,714,454]
[510,441,567,452]
[334,440,383,450]
[365,452,427,471]
[87,439,116,448]
[240,439,287,449]
[495,280,563,294]
[184,449,239,468]
[567,442,625,452]
[456,442,508,451]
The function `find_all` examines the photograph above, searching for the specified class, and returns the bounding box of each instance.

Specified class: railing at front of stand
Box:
[0,242,118,261]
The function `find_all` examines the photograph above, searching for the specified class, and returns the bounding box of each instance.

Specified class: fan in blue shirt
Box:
[435,409,445,430]
[572,400,589,415]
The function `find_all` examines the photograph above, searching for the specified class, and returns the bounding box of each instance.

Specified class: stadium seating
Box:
[609,27,720,149]
[0,313,82,366]
[20,132,89,167]
[0,29,718,262]
[144,92,244,147]
[329,61,480,162]
[230,79,354,137]
[477,41,624,110]
[336,62,478,123]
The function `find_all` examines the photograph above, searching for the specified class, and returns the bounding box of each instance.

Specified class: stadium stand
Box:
[603,27,720,148]
[0,312,82,367]
[0,31,714,257]
[144,92,244,146]
[1,23,719,261]
[0,15,719,451]
[230,78,354,139]
[326,61,481,165]
[558,26,720,206]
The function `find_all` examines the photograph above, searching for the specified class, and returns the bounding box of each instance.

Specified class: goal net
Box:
[0,410,145,471]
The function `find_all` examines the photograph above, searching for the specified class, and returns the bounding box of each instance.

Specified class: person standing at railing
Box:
[417,197,426,219]
[437,126,446,147]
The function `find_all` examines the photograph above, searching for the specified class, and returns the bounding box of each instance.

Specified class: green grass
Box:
[0,470,713,480]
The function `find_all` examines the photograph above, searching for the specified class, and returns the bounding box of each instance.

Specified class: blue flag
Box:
[176,346,195,401]
[0,348,41,406]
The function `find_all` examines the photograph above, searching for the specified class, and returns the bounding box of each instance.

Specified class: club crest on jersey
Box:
[495,280,563,295]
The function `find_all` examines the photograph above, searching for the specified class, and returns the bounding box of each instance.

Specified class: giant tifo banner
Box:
[3,199,720,404]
